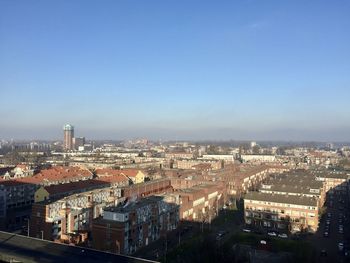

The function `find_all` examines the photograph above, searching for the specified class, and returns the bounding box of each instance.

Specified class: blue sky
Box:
[1,0,350,141]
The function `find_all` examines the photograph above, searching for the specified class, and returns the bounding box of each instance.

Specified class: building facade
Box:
[244,192,319,233]
[91,195,179,255]
[63,124,74,151]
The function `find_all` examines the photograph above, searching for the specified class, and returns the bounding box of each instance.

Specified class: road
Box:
[307,189,350,263]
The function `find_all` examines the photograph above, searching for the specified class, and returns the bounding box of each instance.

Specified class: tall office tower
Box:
[63,124,74,151]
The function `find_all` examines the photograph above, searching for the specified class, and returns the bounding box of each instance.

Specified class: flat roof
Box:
[104,195,170,213]
[244,191,318,207]
[0,231,157,263]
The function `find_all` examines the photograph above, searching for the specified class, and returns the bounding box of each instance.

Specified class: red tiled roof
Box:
[0,166,93,186]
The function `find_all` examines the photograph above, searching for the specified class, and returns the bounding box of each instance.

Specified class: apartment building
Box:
[91,195,179,255]
[244,191,319,233]
[29,177,175,242]
[306,151,340,166]
[120,178,173,199]
[34,179,113,203]
[261,172,326,207]
[313,170,349,193]
[177,182,225,222]
[243,170,325,233]
[202,154,235,162]
[0,166,93,230]
[228,165,271,197]
[30,186,123,243]
[241,155,276,163]
[175,159,222,170]
[165,152,194,160]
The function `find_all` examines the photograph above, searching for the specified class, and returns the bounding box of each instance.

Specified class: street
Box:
[307,189,350,262]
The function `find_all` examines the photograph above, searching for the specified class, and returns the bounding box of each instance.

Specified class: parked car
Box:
[338,243,344,251]
[242,228,251,233]
[278,233,288,239]
[267,231,277,237]
[324,231,329,237]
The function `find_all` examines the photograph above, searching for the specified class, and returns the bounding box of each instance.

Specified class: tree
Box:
[252,145,260,154]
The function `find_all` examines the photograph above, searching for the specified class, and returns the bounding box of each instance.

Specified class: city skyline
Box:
[1,1,350,141]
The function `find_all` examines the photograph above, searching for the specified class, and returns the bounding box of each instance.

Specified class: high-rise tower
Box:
[63,124,74,151]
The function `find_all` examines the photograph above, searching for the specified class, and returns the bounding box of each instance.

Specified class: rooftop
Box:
[104,195,172,214]
[43,179,111,195]
[0,166,93,186]
[245,191,318,207]
[0,231,156,263]
[95,168,142,178]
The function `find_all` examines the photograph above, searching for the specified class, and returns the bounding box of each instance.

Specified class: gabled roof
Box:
[43,179,110,195]
[0,166,93,186]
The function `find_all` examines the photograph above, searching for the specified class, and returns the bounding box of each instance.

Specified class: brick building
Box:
[29,179,173,243]
[244,192,319,233]
[177,182,226,222]
[95,168,146,184]
[313,170,349,193]
[243,170,326,233]
[91,195,179,255]
[30,186,123,243]
[0,166,93,230]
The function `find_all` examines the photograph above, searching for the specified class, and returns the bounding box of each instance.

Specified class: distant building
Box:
[202,154,235,162]
[95,169,146,184]
[241,154,276,163]
[73,137,85,150]
[63,124,74,151]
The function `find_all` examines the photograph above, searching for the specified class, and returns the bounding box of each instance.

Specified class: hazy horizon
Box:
[1,125,350,143]
[1,1,350,142]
